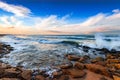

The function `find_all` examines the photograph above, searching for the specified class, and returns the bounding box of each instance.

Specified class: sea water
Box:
[0,34,120,70]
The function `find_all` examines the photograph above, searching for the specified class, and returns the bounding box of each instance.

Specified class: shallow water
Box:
[0,34,120,69]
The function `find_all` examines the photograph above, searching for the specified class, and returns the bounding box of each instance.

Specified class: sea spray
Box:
[95,33,120,51]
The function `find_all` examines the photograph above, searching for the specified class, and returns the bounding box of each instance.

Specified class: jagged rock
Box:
[74,62,85,70]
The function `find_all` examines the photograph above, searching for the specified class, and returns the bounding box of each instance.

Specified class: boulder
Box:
[52,71,62,78]
[3,68,20,78]
[74,62,85,70]
[60,63,73,69]
[85,64,112,77]
[62,68,86,78]
[21,70,32,80]
[68,68,86,78]
[67,55,80,61]
[91,57,104,63]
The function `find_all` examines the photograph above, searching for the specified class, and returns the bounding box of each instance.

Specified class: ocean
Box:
[0,34,120,70]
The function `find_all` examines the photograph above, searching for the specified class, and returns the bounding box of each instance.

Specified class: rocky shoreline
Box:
[0,43,120,80]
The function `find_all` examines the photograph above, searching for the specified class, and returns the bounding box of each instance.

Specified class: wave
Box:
[60,40,79,47]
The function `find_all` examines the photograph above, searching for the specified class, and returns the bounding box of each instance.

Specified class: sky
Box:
[0,0,120,35]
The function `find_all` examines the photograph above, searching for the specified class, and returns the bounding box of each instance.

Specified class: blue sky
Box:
[0,0,120,34]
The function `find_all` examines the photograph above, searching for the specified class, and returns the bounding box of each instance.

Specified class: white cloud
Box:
[112,9,120,13]
[0,1,31,17]
[0,7,120,34]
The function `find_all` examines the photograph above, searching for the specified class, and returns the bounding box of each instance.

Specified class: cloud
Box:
[0,2,120,35]
[0,1,31,17]
[112,9,120,13]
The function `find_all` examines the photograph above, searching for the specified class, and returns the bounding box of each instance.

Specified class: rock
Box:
[115,64,120,69]
[107,59,120,64]
[67,55,80,61]
[62,68,86,78]
[0,68,5,76]
[60,62,73,69]
[74,62,85,70]
[68,68,86,78]
[0,78,19,80]
[21,70,32,80]
[95,61,106,66]
[52,71,62,78]
[113,75,120,80]
[35,75,45,80]
[91,57,104,63]
[3,68,20,78]
[106,54,116,59]
[99,77,107,80]
[83,55,90,59]
[0,63,11,69]
[59,75,69,80]
[79,55,90,63]
[85,64,112,77]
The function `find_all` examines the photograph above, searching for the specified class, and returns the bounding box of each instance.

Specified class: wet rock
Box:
[85,64,112,77]
[3,68,20,78]
[35,75,45,80]
[59,75,69,80]
[113,75,120,80]
[67,55,80,61]
[0,63,11,69]
[52,71,62,78]
[21,70,32,80]
[60,62,73,69]
[79,57,90,63]
[106,54,116,59]
[74,62,85,70]
[107,59,120,64]
[91,57,104,63]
